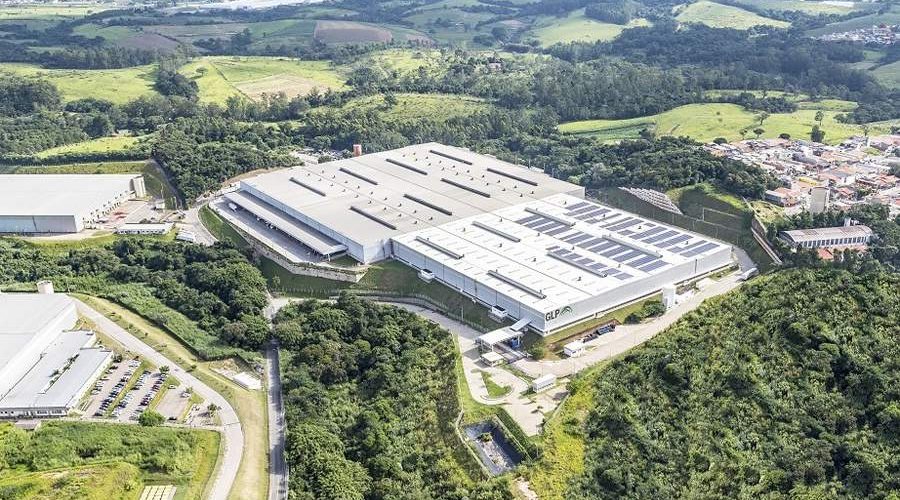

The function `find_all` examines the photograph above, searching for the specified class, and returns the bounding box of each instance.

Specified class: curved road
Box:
[75,299,244,500]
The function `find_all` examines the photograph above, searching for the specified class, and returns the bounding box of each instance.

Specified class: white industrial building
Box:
[779,224,873,249]
[221,143,734,335]
[0,284,112,419]
[0,174,146,234]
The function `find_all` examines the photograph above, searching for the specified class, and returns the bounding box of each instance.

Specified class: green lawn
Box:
[531,9,649,45]
[480,371,512,398]
[180,56,346,103]
[35,135,143,158]
[675,1,790,29]
[559,102,897,144]
[0,63,157,104]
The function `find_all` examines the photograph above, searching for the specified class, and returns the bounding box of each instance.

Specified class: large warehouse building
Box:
[0,285,112,419]
[0,174,146,234]
[219,143,734,335]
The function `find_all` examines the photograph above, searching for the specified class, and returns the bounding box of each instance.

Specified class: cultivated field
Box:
[675,1,790,29]
[313,20,393,44]
[531,9,650,45]
[1,63,157,104]
[558,102,895,144]
[873,61,900,90]
[181,56,346,102]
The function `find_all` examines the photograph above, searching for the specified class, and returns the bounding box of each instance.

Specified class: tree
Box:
[753,128,764,138]
[138,410,165,427]
[815,110,825,125]
[159,365,170,374]
[810,125,826,143]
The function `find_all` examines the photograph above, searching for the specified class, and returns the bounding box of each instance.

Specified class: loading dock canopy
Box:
[225,191,347,256]
[477,319,530,349]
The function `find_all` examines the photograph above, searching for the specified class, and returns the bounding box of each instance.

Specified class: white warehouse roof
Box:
[238,142,584,247]
[0,293,75,374]
[0,174,140,217]
[393,193,730,315]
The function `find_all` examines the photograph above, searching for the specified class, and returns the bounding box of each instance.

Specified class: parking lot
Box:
[82,357,182,423]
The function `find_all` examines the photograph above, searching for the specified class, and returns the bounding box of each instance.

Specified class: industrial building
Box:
[779,224,873,249]
[0,174,146,234]
[221,143,734,335]
[0,284,112,419]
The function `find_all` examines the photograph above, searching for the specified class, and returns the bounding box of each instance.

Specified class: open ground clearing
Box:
[873,61,900,90]
[313,20,393,44]
[332,92,491,122]
[0,63,157,104]
[180,56,345,102]
[531,9,650,45]
[675,1,790,29]
[34,135,144,158]
[0,4,109,20]
[559,102,897,144]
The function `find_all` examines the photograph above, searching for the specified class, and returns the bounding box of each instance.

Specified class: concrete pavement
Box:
[75,299,243,500]
[266,342,289,500]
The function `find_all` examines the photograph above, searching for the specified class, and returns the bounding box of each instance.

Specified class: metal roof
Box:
[0,294,75,372]
[0,174,139,217]
[237,143,584,245]
[0,330,111,410]
[781,225,873,243]
[393,193,730,313]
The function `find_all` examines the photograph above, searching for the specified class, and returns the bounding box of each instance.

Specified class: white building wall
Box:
[0,215,79,234]
[393,239,733,335]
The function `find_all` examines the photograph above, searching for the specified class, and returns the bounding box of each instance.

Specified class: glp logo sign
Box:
[545,305,573,321]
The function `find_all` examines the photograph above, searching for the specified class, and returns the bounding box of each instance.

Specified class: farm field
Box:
[0,4,109,20]
[314,20,393,44]
[558,102,894,144]
[531,9,650,45]
[73,23,180,51]
[365,49,444,74]
[675,1,790,29]
[35,135,144,158]
[180,56,346,102]
[0,421,219,500]
[0,63,157,104]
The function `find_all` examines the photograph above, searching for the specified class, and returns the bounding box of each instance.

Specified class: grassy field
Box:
[332,93,491,122]
[76,295,270,500]
[180,56,346,102]
[0,421,219,500]
[873,60,900,90]
[34,135,144,158]
[531,9,649,45]
[366,49,444,74]
[675,1,790,29]
[1,63,157,104]
[559,102,896,144]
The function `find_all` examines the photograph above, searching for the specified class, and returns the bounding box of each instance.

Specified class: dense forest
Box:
[274,295,509,500]
[572,268,900,498]
[0,238,269,350]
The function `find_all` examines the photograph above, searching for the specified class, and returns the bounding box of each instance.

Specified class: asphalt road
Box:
[75,299,244,500]
[266,342,289,500]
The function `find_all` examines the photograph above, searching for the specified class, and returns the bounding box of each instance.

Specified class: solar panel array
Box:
[512,199,721,275]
